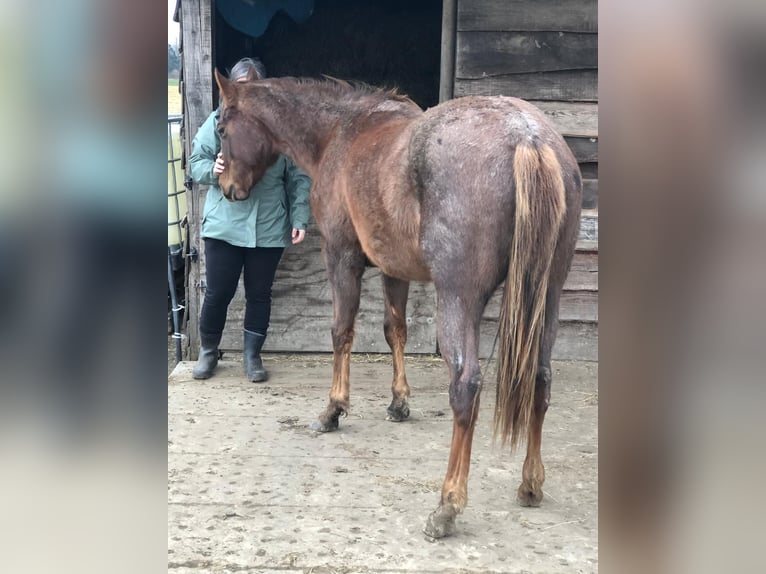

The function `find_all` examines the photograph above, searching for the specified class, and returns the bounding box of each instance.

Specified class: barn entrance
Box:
[213,0,443,109]
[180,0,446,358]
[179,0,597,362]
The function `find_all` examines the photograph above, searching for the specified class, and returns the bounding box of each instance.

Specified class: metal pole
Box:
[168,115,186,364]
[168,246,183,365]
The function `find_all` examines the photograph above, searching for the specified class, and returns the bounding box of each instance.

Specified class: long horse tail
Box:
[494,143,567,450]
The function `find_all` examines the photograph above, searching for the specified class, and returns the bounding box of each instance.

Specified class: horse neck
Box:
[248,83,350,179]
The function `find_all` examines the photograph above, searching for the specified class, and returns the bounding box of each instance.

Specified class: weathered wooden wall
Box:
[453,0,599,211]
[218,229,597,362]
[184,0,598,362]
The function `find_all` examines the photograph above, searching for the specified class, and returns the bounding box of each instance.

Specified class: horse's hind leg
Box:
[517,365,551,507]
[310,241,366,433]
[424,293,484,539]
[382,274,411,422]
[518,287,560,507]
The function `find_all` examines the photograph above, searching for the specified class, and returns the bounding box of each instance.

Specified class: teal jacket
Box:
[189,108,311,248]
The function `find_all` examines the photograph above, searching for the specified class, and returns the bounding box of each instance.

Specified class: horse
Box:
[213,69,582,539]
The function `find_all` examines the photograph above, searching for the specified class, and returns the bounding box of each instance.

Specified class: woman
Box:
[189,58,311,382]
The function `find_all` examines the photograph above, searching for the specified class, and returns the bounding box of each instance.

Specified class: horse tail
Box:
[494,143,567,450]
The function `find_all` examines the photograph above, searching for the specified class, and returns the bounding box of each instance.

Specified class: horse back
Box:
[411,96,579,197]
[337,115,432,281]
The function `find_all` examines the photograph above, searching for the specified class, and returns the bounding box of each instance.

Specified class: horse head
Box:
[214,69,278,201]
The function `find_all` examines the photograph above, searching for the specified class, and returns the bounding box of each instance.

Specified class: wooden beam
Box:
[180,0,213,359]
[454,70,598,102]
[582,179,598,209]
[484,289,598,325]
[479,318,598,361]
[180,0,213,152]
[565,136,599,163]
[439,0,457,102]
[576,239,599,253]
[456,31,597,77]
[220,220,598,355]
[564,250,599,291]
[458,0,598,33]
[579,162,598,179]
[579,212,599,242]
[529,101,598,138]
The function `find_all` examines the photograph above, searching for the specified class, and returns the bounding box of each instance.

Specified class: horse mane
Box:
[272,75,417,108]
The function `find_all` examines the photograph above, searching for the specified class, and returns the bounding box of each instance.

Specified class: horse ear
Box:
[215,69,236,105]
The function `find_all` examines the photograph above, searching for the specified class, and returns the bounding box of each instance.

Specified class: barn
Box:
[174,0,598,362]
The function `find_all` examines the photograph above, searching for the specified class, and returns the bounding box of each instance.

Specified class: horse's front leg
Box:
[382,274,411,422]
[310,242,366,433]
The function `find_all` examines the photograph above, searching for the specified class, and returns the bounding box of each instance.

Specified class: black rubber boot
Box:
[192,332,222,380]
[244,329,268,382]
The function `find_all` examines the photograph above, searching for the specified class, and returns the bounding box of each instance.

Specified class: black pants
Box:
[199,238,284,336]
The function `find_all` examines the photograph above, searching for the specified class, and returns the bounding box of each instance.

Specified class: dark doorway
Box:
[214,0,442,109]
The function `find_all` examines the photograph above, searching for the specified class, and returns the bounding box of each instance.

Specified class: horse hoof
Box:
[423,507,457,540]
[517,485,544,507]
[386,400,410,422]
[309,418,339,433]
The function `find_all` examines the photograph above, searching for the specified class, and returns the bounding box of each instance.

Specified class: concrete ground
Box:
[168,354,598,573]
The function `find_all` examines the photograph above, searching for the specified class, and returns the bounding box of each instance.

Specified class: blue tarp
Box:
[216,0,315,37]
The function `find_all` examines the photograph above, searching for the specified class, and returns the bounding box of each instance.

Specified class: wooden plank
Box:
[565,136,598,163]
[454,70,598,101]
[560,291,598,323]
[479,319,598,361]
[456,31,597,77]
[226,305,599,361]
[564,251,599,291]
[439,0,457,102]
[552,322,598,361]
[483,288,598,325]
[181,0,213,360]
[180,0,213,155]
[579,212,598,242]
[579,162,598,179]
[223,246,597,355]
[528,101,598,138]
[576,239,598,253]
[458,0,598,33]
[583,178,598,209]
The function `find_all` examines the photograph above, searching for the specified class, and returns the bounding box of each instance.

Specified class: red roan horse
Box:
[214,69,582,539]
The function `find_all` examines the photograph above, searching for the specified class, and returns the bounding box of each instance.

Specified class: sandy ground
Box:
[168,353,597,573]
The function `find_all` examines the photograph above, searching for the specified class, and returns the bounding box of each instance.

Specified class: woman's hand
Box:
[213,152,226,176]
[291,228,306,245]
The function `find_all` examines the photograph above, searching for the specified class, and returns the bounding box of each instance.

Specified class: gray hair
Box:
[229,57,266,81]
